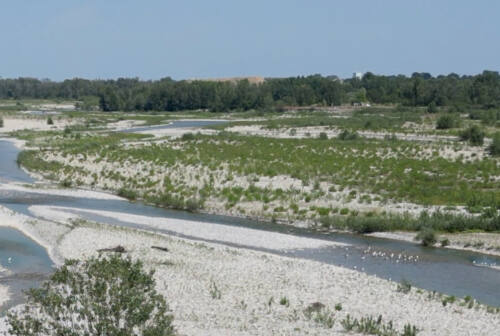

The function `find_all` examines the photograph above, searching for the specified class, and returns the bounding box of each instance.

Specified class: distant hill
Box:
[187,76,265,85]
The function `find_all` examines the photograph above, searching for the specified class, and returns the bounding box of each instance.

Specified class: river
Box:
[0,121,499,312]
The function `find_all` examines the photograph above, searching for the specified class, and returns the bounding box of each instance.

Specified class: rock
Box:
[97,245,126,253]
[151,245,169,252]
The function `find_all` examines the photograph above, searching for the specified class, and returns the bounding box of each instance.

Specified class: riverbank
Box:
[0,206,66,266]
[368,231,500,257]
[7,129,500,257]
[1,209,499,335]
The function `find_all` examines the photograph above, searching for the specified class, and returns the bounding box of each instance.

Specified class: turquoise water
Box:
[0,227,52,313]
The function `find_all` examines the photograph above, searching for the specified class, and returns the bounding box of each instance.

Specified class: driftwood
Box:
[97,245,126,253]
[151,245,169,252]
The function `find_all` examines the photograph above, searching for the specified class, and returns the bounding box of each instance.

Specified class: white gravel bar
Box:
[0,203,499,335]
[28,205,343,251]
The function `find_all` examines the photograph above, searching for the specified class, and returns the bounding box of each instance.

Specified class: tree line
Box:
[0,71,499,112]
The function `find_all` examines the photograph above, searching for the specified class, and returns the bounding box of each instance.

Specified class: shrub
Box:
[415,228,437,246]
[318,132,328,140]
[279,296,289,306]
[7,255,175,336]
[185,197,203,212]
[117,187,137,200]
[0,117,3,128]
[427,102,438,113]
[442,295,456,306]
[489,132,500,156]
[459,125,484,146]
[47,116,54,125]
[397,279,412,294]
[440,238,450,247]
[60,179,72,188]
[181,132,195,141]
[209,280,221,299]
[337,129,359,140]
[436,114,457,129]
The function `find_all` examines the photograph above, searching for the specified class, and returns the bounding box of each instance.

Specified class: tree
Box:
[8,255,175,336]
[427,101,437,113]
[99,87,121,112]
[489,132,500,156]
[459,125,485,146]
[415,228,437,247]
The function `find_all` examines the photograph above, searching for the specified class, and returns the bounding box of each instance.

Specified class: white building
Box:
[353,72,364,80]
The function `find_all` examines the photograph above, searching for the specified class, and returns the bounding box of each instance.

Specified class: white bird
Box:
[7,257,12,264]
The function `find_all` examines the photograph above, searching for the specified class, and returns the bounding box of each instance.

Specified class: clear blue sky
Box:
[1,0,499,80]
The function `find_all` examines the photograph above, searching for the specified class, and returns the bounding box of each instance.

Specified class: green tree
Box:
[459,125,485,146]
[99,87,121,111]
[489,132,500,156]
[415,228,437,247]
[8,255,175,336]
[427,101,437,113]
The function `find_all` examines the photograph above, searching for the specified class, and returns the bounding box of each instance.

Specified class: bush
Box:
[397,279,412,294]
[318,132,328,140]
[440,238,450,247]
[181,132,195,141]
[7,255,175,336]
[427,102,438,113]
[337,130,359,140]
[0,117,3,128]
[436,114,457,129]
[459,125,484,146]
[185,197,203,212]
[279,296,289,306]
[489,132,500,156]
[117,187,138,200]
[60,179,72,188]
[415,228,437,246]
[47,116,54,125]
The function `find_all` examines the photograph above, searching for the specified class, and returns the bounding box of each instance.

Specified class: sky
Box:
[1,0,499,81]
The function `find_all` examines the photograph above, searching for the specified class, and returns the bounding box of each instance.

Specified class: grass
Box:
[318,211,500,234]
[13,109,500,234]
[279,296,290,306]
[209,280,221,299]
[219,107,425,133]
[341,314,418,336]
[71,132,500,207]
